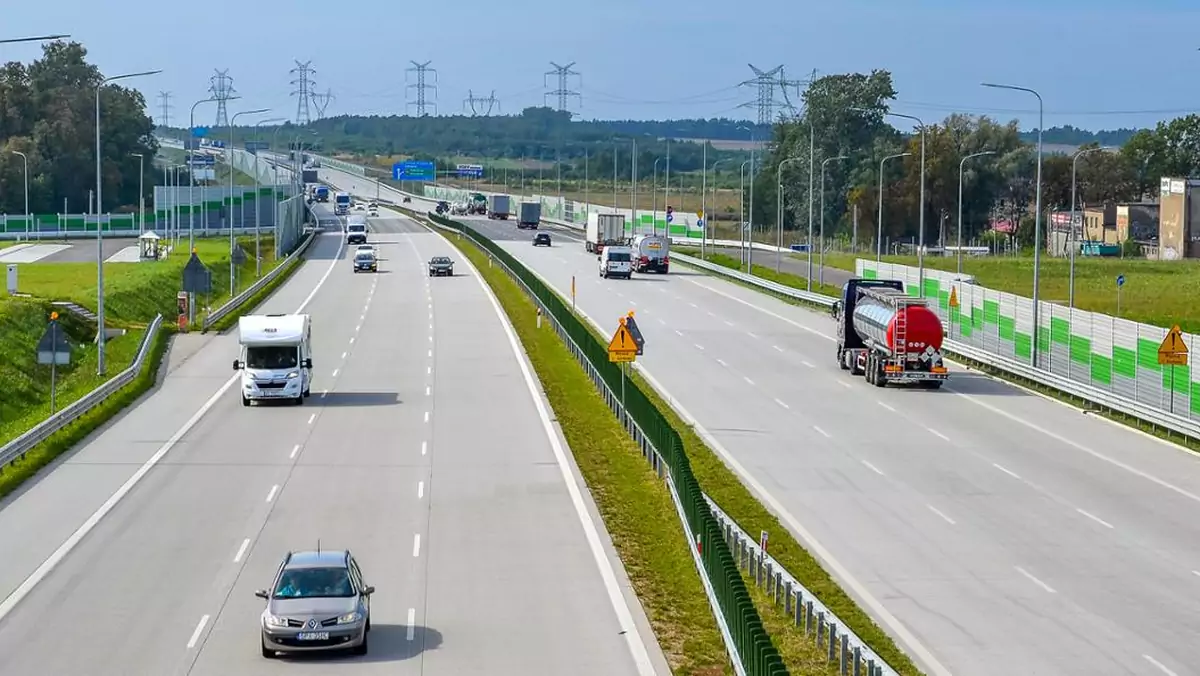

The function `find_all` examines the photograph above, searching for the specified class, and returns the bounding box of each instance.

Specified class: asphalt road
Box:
[699,245,855,289]
[0,204,664,675]
[417,208,1200,676]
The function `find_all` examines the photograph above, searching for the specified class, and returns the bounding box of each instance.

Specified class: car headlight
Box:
[264,614,288,628]
[286,371,299,379]
[336,611,362,624]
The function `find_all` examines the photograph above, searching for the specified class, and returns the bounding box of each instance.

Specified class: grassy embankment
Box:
[437,224,902,675]
[0,235,287,499]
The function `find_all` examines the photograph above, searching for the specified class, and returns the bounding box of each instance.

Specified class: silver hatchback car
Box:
[256,549,374,658]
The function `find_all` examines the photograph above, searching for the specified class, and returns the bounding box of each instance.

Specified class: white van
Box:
[599,245,633,279]
[346,214,368,245]
[233,314,313,406]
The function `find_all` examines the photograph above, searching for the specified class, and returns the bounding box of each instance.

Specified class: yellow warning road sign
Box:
[948,286,959,309]
[608,318,638,363]
[1158,325,1189,366]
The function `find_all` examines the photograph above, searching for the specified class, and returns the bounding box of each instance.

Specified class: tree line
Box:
[0,41,157,216]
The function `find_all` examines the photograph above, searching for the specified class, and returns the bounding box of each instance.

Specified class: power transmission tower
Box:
[290,60,316,124]
[543,61,581,113]
[311,88,335,119]
[776,67,817,119]
[157,91,173,128]
[209,69,236,127]
[739,64,784,125]
[463,90,500,116]
[406,61,437,116]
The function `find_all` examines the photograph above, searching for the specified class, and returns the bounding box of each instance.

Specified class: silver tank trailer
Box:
[852,299,902,355]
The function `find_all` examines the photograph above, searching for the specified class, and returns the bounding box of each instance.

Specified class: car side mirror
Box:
[361,586,375,596]
[254,589,270,599]
[232,359,242,371]
[303,358,313,369]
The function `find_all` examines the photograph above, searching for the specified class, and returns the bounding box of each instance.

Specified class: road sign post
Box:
[37,312,72,414]
[182,249,213,329]
[571,275,576,313]
[1116,274,1125,317]
[1158,324,1189,413]
[948,286,960,339]
[608,315,645,421]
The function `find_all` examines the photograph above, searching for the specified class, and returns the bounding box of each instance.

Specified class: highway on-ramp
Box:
[0,204,663,675]
[317,165,1200,676]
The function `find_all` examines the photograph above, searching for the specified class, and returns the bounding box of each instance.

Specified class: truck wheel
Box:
[837,345,848,370]
[873,359,888,388]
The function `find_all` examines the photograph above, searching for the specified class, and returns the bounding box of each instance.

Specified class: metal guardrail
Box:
[0,314,166,472]
[200,228,317,332]
[672,251,1200,443]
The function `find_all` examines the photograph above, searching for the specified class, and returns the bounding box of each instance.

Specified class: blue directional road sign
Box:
[456,163,484,179]
[191,126,209,138]
[1116,274,1125,287]
[187,154,215,166]
[394,160,436,181]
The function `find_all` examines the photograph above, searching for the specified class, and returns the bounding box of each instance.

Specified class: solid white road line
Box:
[0,237,345,622]
[233,538,251,563]
[187,614,210,649]
[1015,566,1056,593]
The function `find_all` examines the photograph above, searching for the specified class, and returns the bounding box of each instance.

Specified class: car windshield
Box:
[431,257,449,264]
[245,345,298,370]
[348,225,366,232]
[273,567,355,599]
[608,252,632,262]
[355,253,374,261]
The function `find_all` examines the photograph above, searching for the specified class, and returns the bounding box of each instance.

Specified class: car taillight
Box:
[640,256,649,264]
[663,256,669,264]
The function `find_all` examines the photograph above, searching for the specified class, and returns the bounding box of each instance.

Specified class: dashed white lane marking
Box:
[743,376,755,386]
[421,441,427,455]
[424,411,430,423]
[694,343,705,351]
[320,389,327,398]
[307,414,316,425]
[332,368,339,377]
[341,352,347,359]
[657,318,666,325]
[1015,566,1056,593]
[428,335,433,342]
[812,425,830,437]
[418,481,424,499]
[993,463,1020,479]
[724,320,734,327]
[290,444,300,459]
[878,401,896,412]
[1144,654,1180,676]
[801,360,814,368]
[861,460,884,475]
[927,505,956,525]
[630,301,637,306]
[427,366,431,375]
[186,614,210,648]
[1076,508,1114,529]
[772,345,784,352]
[674,329,683,336]
[838,381,852,388]
[412,534,421,557]
[425,386,431,396]
[355,324,361,332]
[349,337,355,344]
[774,398,790,410]
[716,358,728,367]
[427,349,432,358]
[688,302,698,308]
[233,538,251,563]
[265,485,279,503]
[927,428,950,441]
[747,331,758,339]
[406,608,416,640]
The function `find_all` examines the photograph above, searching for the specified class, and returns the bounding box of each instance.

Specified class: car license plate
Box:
[296,631,329,640]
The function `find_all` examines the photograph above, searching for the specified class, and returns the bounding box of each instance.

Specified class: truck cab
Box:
[234,314,313,406]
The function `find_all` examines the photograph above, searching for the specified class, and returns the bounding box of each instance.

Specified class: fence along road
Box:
[0,202,663,676]
[314,166,1200,676]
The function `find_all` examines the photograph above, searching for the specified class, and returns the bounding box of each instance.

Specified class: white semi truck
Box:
[586,213,627,255]
[233,314,313,406]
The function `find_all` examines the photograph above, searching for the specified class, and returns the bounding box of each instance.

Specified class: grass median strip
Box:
[441,231,733,675]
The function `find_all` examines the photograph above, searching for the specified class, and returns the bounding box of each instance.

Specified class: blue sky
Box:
[5,0,1199,132]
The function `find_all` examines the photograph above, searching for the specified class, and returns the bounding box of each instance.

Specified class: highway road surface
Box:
[697,245,855,289]
[318,166,1200,676]
[0,204,664,676]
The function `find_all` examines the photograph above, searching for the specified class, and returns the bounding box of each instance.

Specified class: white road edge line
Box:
[1076,508,1114,529]
[1145,654,1181,676]
[406,608,416,640]
[0,234,344,622]
[186,614,210,649]
[233,538,251,563]
[424,223,657,675]
[1015,566,1056,593]
[412,534,421,557]
[927,505,956,525]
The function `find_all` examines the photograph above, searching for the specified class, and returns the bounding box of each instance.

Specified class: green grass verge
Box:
[204,234,312,333]
[0,323,171,501]
[675,249,844,300]
[818,251,1200,333]
[440,230,734,675]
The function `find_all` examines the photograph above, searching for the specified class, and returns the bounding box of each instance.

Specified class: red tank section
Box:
[885,305,944,353]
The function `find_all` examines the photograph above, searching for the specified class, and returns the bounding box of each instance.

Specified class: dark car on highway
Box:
[533,233,552,247]
[257,549,374,658]
[428,256,454,277]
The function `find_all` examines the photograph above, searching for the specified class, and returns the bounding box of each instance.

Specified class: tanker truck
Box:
[832,278,948,388]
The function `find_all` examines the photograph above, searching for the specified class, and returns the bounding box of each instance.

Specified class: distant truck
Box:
[517,201,541,229]
[487,195,511,220]
[632,234,670,274]
[233,313,313,406]
[832,278,948,388]
[334,192,351,215]
[586,213,627,255]
[314,185,329,202]
[468,193,488,215]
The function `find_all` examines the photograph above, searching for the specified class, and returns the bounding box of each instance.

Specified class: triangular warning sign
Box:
[1159,325,1188,355]
[608,321,635,352]
[949,286,959,308]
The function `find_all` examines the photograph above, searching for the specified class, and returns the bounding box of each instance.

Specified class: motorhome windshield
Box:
[245,345,299,370]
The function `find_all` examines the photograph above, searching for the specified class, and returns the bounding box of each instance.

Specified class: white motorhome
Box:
[233,314,313,406]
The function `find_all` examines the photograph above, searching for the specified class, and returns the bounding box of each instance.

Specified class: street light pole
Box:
[189,95,238,250]
[805,120,815,290]
[776,157,803,274]
[130,152,144,236]
[96,69,161,375]
[11,151,28,239]
[1069,146,1110,310]
[739,160,752,269]
[652,158,663,236]
[819,155,849,285]
[957,150,996,274]
[876,152,910,261]
[983,82,1044,366]
[228,108,270,296]
[254,118,285,278]
[883,112,927,292]
[706,158,731,260]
